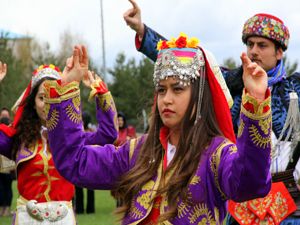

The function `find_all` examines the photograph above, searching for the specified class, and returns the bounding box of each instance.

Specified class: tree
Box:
[222,57,237,70]
[283,55,298,76]
[0,35,29,110]
[108,53,154,132]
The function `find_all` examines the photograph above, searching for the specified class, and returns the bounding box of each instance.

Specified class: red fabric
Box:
[228,182,297,225]
[95,81,108,95]
[159,126,169,170]
[18,139,74,202]
[135,34,142,50]
[200,47,236,143]
[255,13,284,24]
[49,80,78,98]
[115,126,137,146]
[0,124,16,137]
[243,89,271,114]
[0,81,32,137]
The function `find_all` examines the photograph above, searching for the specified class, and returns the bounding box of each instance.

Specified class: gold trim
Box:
[44,90,80,104]
[16,142,39,167]
[44,80,79,98]
[39,147,51,201]
[237,118,245,138]
[72,96,80,111]
[210,140,233,200]
[241,89,271,120]
[97,92,114,112]
[129,138,137,162]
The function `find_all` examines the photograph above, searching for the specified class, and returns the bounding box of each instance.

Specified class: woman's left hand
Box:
[82,70,104,87]
[241,52,268,103]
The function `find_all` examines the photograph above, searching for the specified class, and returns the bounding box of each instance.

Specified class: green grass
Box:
[1,181,117,225]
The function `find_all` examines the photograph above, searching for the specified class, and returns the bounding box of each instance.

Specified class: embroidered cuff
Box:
[88,79,109,102]
[241,88,271,119]
[97,92,114,112]
[44,80,79,103]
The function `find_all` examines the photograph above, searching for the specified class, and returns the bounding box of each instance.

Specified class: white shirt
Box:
[167,141,176,166]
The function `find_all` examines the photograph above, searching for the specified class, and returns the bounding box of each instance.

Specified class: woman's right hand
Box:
[61,45,89,84]
[0,61,7,82]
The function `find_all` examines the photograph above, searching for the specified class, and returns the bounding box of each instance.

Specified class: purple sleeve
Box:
[83,92,118,146]
[0,131,13,159]
[44,82,134,190]
[213,96,272,202]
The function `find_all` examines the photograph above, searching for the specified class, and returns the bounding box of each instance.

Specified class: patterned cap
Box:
[242,13,290,51]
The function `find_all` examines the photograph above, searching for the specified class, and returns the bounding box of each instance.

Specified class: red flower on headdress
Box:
[161,40,169,50]
[175,36,187,48]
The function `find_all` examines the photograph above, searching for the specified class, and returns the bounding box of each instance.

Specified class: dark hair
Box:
[1,107,9,113]
[11,77,54,159]
[117,112,127,129]
[114,76,222,222]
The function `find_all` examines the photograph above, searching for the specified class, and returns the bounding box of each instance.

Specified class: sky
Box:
[1,0,300,78]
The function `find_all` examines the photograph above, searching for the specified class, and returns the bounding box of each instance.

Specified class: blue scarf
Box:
[267,59,286,86]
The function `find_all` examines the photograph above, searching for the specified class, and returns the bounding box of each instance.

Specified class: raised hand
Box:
[123,0,144,37]
[241,52,268,103]
[0,61,7,82]
[62,45,89,84]
[82,70,102,87]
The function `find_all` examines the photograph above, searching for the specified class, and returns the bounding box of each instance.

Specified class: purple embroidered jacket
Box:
[45,81,272,225]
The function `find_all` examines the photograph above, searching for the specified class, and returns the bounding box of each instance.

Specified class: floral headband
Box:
[154,33,204,87]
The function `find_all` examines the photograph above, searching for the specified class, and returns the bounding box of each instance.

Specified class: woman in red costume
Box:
[0,51,118,225]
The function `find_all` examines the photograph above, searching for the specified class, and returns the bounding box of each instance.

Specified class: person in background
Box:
[116,112,137,146]
[0,107,14,217]
[0,55,117,224]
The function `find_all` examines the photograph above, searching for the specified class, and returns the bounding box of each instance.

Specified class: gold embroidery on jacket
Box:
[97,92,114,112]
[188,203,216,224]
[72,96,80,111]
[47,109,59,131]
[237,119,245,138]
[249,125,271,149]
[66,104,81,124]
[190,175,201,185]
[229,146,237,155]
[178,201,191,218]
[129,206,144,219]
[136,180,155,209]
[259,115,271,135]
